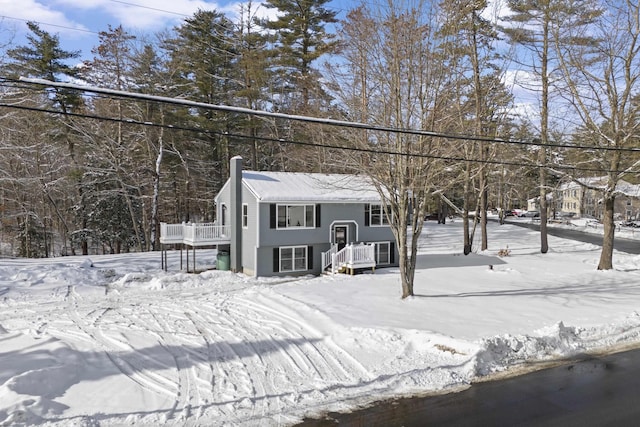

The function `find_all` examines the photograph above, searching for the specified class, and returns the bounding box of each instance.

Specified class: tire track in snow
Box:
[102,298,227,422]
[61,287,180,399]
[184,307,265,423]
[187,290,374,422]
[235,292,372,381]
[142,305,214,423]
[228,292,386,419]
[219,295,334,418]
[46,283,375,425]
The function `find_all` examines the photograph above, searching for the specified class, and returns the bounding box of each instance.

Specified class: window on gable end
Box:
[242,204,248,228]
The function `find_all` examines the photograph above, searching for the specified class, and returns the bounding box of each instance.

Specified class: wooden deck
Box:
[160,222,231,246]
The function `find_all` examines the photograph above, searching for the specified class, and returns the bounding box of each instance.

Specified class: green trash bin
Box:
[217,251,230,271]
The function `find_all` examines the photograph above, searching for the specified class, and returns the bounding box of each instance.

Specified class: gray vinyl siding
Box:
[216,185,399,276]
[258,202,397,246]
[254,202,398,277]
[215,187,228,222]
[214,181,259,274]
[255,243,330,277]
[359,223,396,243]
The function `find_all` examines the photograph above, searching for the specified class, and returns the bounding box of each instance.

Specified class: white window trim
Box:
[276,204,316,229]
[279,245,308,272]
[242,204,248,229]
[221,203,227,226]
[329,221,359,243]
[373,241,391,265]
[369,204,390,227]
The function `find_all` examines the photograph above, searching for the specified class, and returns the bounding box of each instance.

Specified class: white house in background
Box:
[526,193,554,215]
[161,157,399,277]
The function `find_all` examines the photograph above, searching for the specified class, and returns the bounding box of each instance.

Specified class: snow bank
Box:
[475,313,640,376]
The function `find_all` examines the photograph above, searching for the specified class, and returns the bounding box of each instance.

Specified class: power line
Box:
[11,77,640,154]
[0,101,633,175]
[0,15,99,35]
[105,0,189,17]
[17,77,469,138]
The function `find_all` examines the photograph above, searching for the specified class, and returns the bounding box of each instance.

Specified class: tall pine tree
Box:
[4,22,85,255]
[262,0,339,171]
[262,0,338,112]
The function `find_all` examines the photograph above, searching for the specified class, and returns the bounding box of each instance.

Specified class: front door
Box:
[335,225,348,250]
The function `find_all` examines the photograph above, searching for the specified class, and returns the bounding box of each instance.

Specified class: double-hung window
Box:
[369,204,390,226]
[221,204,227,226]
[280,246,307,272]
[277,204,315,228]
[375,242,391,265]
[242,204,248,228]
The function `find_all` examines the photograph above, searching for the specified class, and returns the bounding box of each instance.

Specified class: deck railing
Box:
[160,222,231,245]
[322,244,338,270]
[183,223,230,243]
[160,223,185,243]
[328,243,376,274]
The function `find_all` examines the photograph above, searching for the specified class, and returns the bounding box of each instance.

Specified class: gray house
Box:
[160,156,399,276]
[209,156,399,277]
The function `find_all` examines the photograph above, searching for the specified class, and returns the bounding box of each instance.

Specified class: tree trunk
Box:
[150,129,164,251]
[399,230,414,298]
[480,174,488,251]
[463,161,472,255]
[539,166,549,254]
[597,195,615,270]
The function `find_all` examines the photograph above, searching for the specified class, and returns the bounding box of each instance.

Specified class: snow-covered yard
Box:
[2,220,640,426]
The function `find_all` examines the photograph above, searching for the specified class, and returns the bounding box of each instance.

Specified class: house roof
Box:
[615,180,640,197]
[559,177,640,197]
[241,171,383,203]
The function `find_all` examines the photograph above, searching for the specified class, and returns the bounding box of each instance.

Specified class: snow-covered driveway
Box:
[1,264,473,426]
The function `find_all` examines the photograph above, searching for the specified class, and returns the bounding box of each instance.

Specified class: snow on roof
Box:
[615,180,640,197]
[242,171,382,202]
[559,177,607,190]
[560,177,640,197]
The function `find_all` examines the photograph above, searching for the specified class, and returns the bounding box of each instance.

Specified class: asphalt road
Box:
[501,219,640,254]
[299,348,640,426]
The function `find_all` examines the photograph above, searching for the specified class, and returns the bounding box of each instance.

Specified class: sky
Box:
[0,0,540,124]
[2,218,640,425]
[0,0,352,60]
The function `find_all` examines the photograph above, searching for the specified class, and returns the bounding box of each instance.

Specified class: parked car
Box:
[621,221,640,228]
[520,210,540,218]
[556,212,576,219]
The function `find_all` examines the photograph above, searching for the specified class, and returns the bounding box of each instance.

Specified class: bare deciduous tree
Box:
[333,1,450,298]
[555,0,640,269]
[503,0,602,254]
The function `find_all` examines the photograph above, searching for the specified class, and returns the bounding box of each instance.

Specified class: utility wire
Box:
[10,77,640,154]
[17,77,468,140]
[0,101,632,175]
[105,0,189,17]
